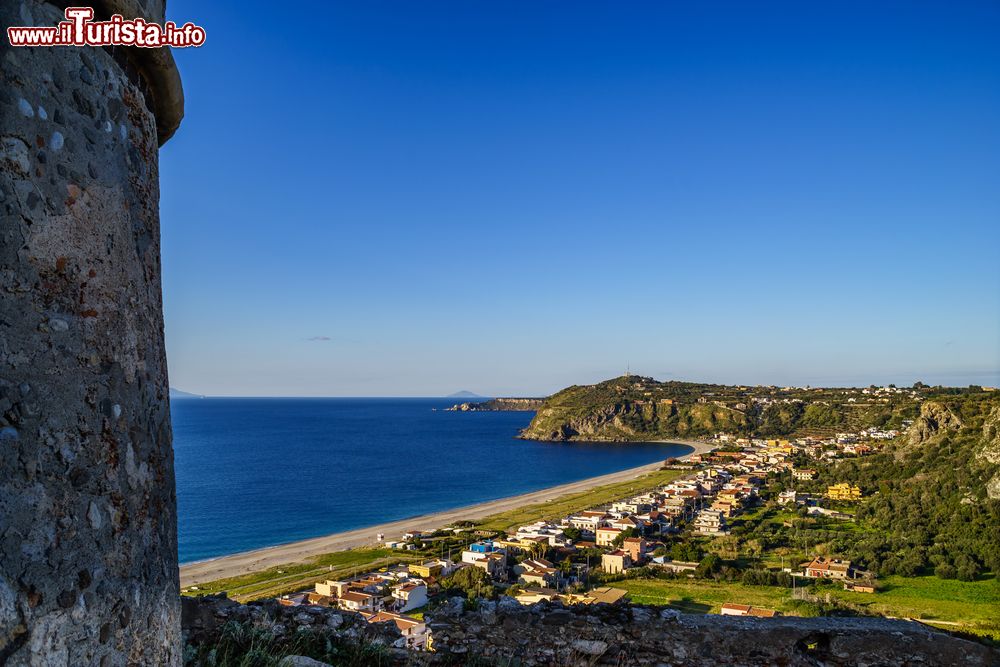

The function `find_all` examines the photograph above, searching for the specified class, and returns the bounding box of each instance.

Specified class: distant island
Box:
[169,387,204,399]
[446,390,487,399]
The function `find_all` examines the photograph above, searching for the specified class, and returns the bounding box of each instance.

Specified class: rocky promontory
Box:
[446,397,545,412]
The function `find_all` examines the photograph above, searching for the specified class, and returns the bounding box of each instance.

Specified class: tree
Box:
[442,566,495,600]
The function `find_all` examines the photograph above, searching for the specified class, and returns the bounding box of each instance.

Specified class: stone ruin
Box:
[1,0,183,664]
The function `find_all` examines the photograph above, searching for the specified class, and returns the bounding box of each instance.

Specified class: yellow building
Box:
[826,483,862,501]
[408,562,443,578]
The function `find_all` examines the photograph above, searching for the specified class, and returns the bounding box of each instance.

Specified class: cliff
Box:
[519,376,958,442]
[520,377,754,441]
[446,398,545,412]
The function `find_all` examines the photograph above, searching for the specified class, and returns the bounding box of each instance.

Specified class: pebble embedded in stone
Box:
[50,131,64,151]
[87,501,103,530]
[119,124,127,140]
[38,105,48,120]
[104,120,113,133]
[112,404,122,419]
[49,318,69,332]
[18,98,34,117]
[0,427,18,442]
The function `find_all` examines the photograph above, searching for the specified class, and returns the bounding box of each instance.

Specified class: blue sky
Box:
[160,1,1000,396]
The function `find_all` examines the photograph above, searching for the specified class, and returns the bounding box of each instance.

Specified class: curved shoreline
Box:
[179,439,716,587]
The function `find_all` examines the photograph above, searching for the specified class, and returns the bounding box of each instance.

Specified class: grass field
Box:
[475,468,686,532]
[182,548,422,602]
[615,574,1000,635]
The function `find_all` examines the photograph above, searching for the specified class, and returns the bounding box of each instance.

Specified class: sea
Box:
[172,397,692,564]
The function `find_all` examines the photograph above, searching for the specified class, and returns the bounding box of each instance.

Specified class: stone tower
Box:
[1,1,184,664]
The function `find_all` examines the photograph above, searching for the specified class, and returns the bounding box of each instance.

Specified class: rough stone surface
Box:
[425,600,1000,666]
[0,0,181,663]
[182,595,999,666]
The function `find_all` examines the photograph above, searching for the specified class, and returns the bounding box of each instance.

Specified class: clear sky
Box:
[159,1,1000,397]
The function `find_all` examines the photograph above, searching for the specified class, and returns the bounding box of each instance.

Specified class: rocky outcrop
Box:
[426,598,998,666]
[0,1,184,664]
[977,405,1000,499]
[907,400,964,446]
[182,595,999,666]
[447,398,545,412]
[181,594,406,663]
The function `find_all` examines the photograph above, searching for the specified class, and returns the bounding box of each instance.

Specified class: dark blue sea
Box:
[172,398,691,563]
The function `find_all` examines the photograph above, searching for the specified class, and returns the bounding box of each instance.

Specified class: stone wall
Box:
[182,594,1000,666]
[0,0,183,664]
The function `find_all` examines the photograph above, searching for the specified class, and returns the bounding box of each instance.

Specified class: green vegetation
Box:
[183,549,414,602]
[613,574,1000,631]
[521,376,927,441]
[183,620,393,667]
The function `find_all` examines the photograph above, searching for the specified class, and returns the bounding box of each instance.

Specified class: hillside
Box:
[520,376,938,441]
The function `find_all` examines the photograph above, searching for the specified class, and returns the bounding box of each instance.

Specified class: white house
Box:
[391,581,428,613]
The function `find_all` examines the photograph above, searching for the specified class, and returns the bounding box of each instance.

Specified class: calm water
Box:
[172,398,690,563]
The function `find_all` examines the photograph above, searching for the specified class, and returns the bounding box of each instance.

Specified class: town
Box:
[272,424,901,648]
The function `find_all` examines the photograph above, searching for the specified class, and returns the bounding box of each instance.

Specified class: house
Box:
[621,537,646,563]
[844,581,876,593]
[778,490,798,505]
[803,557,853,580]
[601,550,631,574]
[826,483,862,501]
[596,527,622,547]
[721,603,779,617]
[793,469,816,481]
[365,611,428,649]
[470,552,506,579]
[391,581,428,612]
[315,580,352,598]
[567,511,609,534]
[462,541,504,565]
[692,509,729,536]
[653,558,698,574]
[338,591,378,613]
[408,561,443,579]
[584,587,629,604]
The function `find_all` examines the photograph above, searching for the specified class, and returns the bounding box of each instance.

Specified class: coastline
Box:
[179,438,716,588]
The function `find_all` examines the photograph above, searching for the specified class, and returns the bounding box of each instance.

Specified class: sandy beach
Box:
[179,439,716,587]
